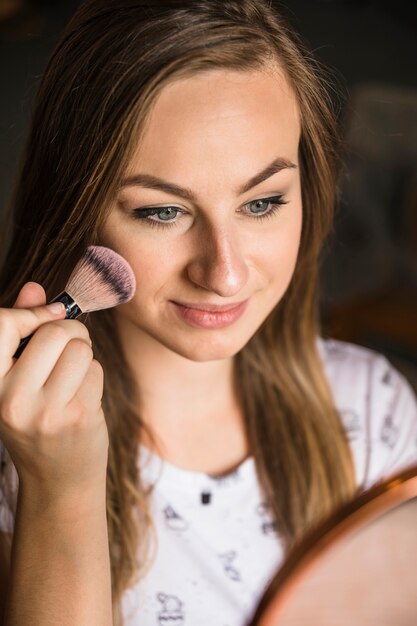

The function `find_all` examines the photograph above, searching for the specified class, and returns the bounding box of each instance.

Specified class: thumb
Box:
[6,283,66,363]
[13,282,47,309]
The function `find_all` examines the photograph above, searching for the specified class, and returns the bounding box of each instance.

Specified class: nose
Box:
[185,222,249,297]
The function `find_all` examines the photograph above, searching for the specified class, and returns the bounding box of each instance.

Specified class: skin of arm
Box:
[2,481,112,626]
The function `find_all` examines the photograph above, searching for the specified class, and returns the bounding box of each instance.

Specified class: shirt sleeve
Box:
[362,353,417,489]
[0,439,19,534]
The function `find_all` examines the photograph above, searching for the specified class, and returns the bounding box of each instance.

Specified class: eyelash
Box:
[130,195,288,230]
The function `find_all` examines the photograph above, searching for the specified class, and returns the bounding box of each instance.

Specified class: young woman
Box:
[0,1,416,625]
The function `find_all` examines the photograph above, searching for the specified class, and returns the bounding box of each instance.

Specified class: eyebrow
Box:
[119,156,297,201]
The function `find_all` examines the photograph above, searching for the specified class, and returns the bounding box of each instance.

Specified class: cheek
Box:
[100,216,180,290]
[125,238,184,299]
[259,206,302,280]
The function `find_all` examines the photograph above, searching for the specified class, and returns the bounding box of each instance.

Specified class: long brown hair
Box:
[0,1,357,623]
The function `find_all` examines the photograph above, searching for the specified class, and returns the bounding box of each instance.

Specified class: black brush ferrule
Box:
[51,291,82,319]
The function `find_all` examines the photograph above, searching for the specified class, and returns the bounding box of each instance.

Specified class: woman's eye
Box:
[130,206,182,229]
[130,194,288,230]
[245,195,288,219]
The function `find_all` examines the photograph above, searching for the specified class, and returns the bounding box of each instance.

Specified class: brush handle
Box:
[13,291,83,359]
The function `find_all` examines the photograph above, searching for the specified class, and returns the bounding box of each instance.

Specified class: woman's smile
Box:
[169,298,250,329]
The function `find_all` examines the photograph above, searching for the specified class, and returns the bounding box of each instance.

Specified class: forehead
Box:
[126,68,300,183]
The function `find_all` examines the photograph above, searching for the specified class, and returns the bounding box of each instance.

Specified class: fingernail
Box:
[46,302,66,314]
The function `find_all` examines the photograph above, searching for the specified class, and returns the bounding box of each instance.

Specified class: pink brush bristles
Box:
[65,245,136,312]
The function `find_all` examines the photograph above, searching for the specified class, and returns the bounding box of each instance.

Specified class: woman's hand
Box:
[0,282,109,505]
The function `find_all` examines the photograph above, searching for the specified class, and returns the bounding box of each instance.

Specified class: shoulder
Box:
[316,337,417,490]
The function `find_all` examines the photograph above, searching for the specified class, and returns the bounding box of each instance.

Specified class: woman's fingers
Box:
[43,338,94,408]
[12,281,47,309]
[4,319,92,392]
[0,301,67,377]
[69,358,104,420]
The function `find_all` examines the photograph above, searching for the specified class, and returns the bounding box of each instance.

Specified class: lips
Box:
[171,300,248,312]
[170,299,249,329]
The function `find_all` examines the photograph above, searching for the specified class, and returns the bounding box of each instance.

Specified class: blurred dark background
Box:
[0,0,416,390]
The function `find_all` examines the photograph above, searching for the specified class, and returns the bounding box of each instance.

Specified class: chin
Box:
[163,331,253,362]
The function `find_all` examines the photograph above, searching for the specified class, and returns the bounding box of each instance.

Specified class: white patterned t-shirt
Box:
[1,337,417,626]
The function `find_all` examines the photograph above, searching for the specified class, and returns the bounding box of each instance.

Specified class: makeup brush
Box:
[13,245,136,359]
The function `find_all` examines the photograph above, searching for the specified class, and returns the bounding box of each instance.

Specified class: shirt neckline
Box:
[138,443,256,492]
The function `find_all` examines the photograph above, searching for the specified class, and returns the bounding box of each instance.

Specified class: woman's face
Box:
[100,67,302,362]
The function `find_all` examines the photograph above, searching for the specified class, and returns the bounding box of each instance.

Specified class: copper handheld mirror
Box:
[249,463,417,626]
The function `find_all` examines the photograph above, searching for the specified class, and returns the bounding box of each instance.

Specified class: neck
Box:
[116,313,241,422]
[114,313,249,471]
